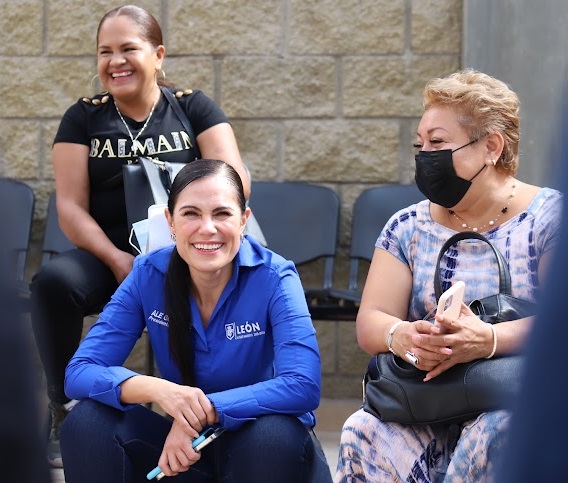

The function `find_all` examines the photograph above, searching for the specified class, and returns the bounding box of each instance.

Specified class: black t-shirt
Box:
[54,88,228,251]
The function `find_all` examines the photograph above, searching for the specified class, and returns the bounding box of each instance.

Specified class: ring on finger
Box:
[405,351,419,366]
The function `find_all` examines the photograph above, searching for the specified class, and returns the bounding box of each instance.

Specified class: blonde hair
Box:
[423,69,520,175]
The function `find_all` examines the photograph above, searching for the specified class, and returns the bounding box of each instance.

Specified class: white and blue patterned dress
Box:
[336,188,563,483]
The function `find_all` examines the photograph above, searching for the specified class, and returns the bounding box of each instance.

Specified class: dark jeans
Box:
[61,400,333,483]
[30,249,118,404]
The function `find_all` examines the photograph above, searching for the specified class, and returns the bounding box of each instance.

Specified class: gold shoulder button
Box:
[183,89,193,96]
[82,94,109,105]
[175,90,184,98]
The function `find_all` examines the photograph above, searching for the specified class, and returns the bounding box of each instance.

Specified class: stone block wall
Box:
[0,0,462,398]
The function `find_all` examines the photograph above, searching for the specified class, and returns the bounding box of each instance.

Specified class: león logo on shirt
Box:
[225,321,265,341]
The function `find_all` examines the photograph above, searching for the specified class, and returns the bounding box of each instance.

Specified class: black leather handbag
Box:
[363,231,536,425]
[434,231,536,324]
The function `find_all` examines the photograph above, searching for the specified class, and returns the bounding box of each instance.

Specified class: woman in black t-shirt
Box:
[29,5,249,469]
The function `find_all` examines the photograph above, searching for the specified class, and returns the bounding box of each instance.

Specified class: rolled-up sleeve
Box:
[64,263,146,411]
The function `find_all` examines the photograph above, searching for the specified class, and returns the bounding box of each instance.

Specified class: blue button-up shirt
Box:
[65,236,321,430]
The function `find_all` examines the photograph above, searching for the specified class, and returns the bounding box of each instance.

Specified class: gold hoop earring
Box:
[90,74,100,91]
[156,68,166,83]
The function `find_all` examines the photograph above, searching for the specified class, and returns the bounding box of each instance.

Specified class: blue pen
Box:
[146,428,225,480]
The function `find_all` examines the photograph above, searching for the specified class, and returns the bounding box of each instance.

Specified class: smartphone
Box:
[436,280,465,321]
[193,427,225,451]
[147,428,226,480]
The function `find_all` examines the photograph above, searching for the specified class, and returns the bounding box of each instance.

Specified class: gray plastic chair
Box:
[248,181,341,320]
[41,193,75,266]
[328,184,425,307]
[0,178,35,301]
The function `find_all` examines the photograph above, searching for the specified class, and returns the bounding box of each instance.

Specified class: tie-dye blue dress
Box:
[335,187,562,483]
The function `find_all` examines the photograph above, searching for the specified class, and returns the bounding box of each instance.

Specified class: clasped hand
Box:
[404,303,489,381]
[155,384,218,477]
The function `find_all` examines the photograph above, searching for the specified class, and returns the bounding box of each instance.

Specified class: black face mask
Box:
[414,140,485,208]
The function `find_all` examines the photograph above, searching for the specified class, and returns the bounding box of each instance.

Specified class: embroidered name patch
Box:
[148,310,169,327]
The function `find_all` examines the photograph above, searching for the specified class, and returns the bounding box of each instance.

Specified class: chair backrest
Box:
[249,181,340,289]
[348,184,424,290]
[0,178,34,282]
[41,193,74,265]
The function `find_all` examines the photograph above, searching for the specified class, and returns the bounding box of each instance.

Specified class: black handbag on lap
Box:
[434,231,535,324]
[363,352,523,425]
[363,231,536,425]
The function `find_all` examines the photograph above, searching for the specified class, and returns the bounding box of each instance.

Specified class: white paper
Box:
[146,204,174,253]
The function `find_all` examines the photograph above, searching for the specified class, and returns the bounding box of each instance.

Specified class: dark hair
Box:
[96,5,171,87]
[97,5,163,47]
[164,159,246,385]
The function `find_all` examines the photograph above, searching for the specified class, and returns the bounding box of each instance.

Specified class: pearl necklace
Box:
[114,93,159,155]
[449,182,517,232]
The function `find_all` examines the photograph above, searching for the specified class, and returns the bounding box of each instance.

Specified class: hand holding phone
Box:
[146,427,225,480]
[436,281,465,322]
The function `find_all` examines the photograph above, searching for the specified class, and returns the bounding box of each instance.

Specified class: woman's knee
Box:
[61,399,118,441]
[228,415,328,481]
[31,250,93,299]
[233,414,311,458]
[30,249,116,309]
[246,414,305,440]
[61,401,171,481]
[229,416,307,460]
[460,410,511,453]
[62,400,168,443]
[30,260,76,300]
[339,408,377,441]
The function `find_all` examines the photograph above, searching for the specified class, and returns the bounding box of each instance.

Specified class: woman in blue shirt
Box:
[61,159,332,482]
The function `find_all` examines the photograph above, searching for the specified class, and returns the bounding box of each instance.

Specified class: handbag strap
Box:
[161,87,202,159]
[100,88,200,191]
[434,231,512,300]
[139,156,169,205]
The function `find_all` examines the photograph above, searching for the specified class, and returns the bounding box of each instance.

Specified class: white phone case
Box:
[436,280,465,321]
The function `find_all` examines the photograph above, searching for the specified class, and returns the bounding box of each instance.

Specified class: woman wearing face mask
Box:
[29,4,250,468]
[335,69,562,482]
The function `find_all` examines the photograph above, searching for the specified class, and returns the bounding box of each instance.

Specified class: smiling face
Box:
[96,15,164,103]
[165,174,250,278]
